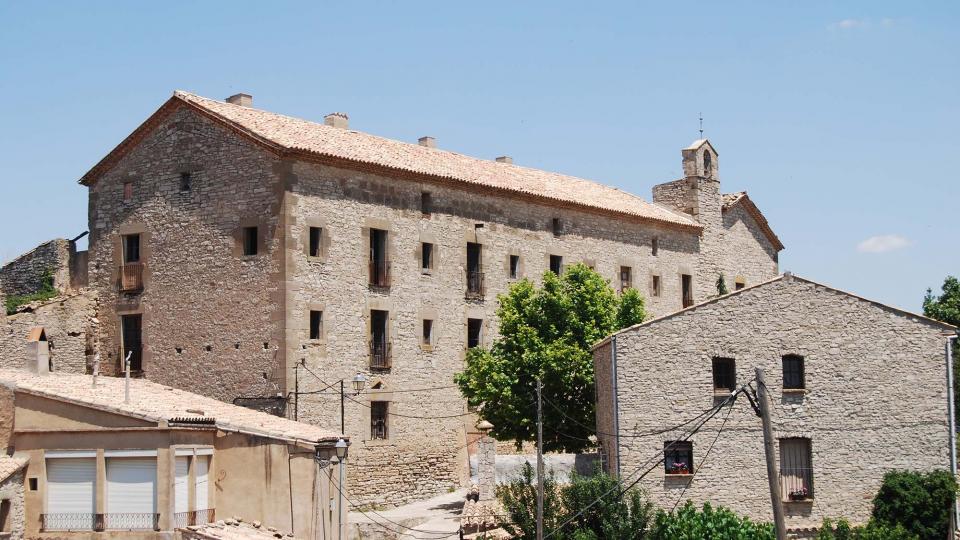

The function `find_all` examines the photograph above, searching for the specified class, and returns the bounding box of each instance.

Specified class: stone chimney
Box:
[324,112,349,129]
[418,136,436,148]
[25,327,50,376]
[495,156,513,164]
[225,93,253,107]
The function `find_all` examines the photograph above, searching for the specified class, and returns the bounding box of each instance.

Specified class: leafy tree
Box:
[497,462,564,539]
[716,274,729,296]
[455,264,646,451]
[870,470,957,540]
[922,276,960,421]
[649,501,774,539]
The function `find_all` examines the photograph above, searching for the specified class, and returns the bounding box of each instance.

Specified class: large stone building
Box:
[593,273,957,532]
[78,90,782,505]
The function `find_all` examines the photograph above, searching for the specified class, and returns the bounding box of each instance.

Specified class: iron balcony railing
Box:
[41,512,160,532]
[118,262,144,293]
[368,260,391,288]
[104,512,160,531]
[370,340,392,369]
[466,270,485,299]
[371,417,388,440]
[173,508,215,529]
[780,467,814,501]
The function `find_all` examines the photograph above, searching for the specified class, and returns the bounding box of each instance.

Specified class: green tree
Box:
[649,501,774,540]
[497,462,564,539]
[455,264,646,452]
[922,276,960,421]
[716,274,729,296]
[870,470,957,540]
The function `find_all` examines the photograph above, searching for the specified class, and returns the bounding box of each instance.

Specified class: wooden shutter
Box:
[46,458,96,530]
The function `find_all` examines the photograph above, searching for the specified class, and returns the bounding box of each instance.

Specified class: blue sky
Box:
[0,1,956,312]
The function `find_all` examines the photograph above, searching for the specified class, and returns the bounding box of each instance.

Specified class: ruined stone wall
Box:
[0,468,25,540]
[87,105,285,400]
[0,291,96,374]
[596,276,952,528]
[0,239,72,298]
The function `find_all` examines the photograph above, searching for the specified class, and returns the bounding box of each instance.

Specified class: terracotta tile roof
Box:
[721,191,784,251]
[0,453,29,483]
[80,91,699,231]
[180,518,293,539]
[0,369,342,446]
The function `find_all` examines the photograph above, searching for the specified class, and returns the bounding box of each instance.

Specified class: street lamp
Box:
[340,372,367,434]
[351,372,367,395]
[334,438,348,540]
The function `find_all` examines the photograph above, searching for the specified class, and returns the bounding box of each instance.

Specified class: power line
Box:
[542,394,728,439]
[670,394,737,511]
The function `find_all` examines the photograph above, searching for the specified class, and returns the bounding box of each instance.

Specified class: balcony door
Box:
[121,314,143,372]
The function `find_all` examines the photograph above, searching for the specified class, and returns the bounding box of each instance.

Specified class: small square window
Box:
[735,280,745,291]
[123,182,133,202]
[783,355,805,390]
[422,319,434,346]
[651,275,661,297]
[309,310,323,340]
[549,255,563,275]
[179,172,192,191]
[28,477,38,491]
[309,227,322,258]
[712,357,736,393]
[421,192,432,215]
[242,226,258,256]
[664,441,693,475]
[467,318,483,349]
[421,242,434,272]
[652,237,659,256]
[371,401,389,439]
[509,255,520,279]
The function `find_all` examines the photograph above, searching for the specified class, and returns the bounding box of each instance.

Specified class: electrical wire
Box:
[670,394,737,511]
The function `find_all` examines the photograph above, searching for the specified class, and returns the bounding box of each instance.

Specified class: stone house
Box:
[0,361,347,539]
[0,455,29,540]
[593,273,957,532]
[77,90,782,505]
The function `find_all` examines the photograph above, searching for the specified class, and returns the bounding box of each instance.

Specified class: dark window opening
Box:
[179,172,192,191]
[703,151,712,173]
[619,266,632,292]
[549,255,563,275]
[28,478,38,491]
[779,438,813,500]
[712,357,736,393]
[652,237,659,256]
[242,226,258,256]
[552,217,562,236]
[509,255,520,279]
[652,275,661,297]
[421,192,432,215]
[123,234,141,264]
[466,243,483,297]
[735,280,745,291]
[370,310,390,368]
[421,242,434,272]
[0,499,10,532]
[371,401,389,440]
[664,441,693,475]
[783,355,805,390]
[422,319,433,346]
[309,227,322,257]
[309,310,323,340]
[369,229,389,287]
[681,274,693,308]
[467,318,483,349]
[121,314,143,372]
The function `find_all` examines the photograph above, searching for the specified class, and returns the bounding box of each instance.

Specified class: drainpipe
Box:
[948,335,958,535]
[611,335,621,479]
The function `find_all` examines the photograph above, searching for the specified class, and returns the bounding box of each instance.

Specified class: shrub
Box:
[497,462,563,539]
[871,470,957,540]
[5,269,58,315]
[817,518,918,540]
[649,501,775,540]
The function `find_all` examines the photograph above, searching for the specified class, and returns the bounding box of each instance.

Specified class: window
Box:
[651,237,659,256]
[105,457,157,530]
[703,151,712,174]
[175,454,212,525]
[371,401,389,439]
[309,227,322,258]
[466,243,483,297]
[422,319,434,346]
[0,499,9,533]
[242,226,258,256]
[664,441,693,475]
[549,255,563,275]
[421,192,432,215]
[783,355,805,390]
[735,279,745,291]
[681,274,693,308]
[712,357,736,393]
[421,242,434,273]
[45,457,96,531]
[779,438,813,501]
[467,318,483,349]
[370,310,390,369]
[179,172,192,192]
[619,266,632,292]
[552,217,562,236]
[123,182,133,202]
[509,254,520,279]
[122,234,141,264]
[369,229,389,287]
[309,310,323,340]
[121,314,143,372]
[651,275,661,297]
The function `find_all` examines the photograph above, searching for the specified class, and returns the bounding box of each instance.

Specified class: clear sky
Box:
[0,1,956,312]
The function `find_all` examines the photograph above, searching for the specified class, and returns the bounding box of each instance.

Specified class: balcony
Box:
[368,260,391,289]
[41,512,160,532]
[780,467,814,501]
[173,508,215,529]
[118,262,144,293]
[370,340,392,369]
[465,271,485,299]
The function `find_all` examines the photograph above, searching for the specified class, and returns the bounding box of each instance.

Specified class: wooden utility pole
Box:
[756,368,787,540]
[536,378,544,540]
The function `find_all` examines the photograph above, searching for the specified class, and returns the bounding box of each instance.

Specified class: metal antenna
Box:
[699,112,704,139]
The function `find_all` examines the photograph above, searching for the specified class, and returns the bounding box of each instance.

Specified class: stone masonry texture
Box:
[594,275,954,530]
[83,97,781,507]
[0,291,96,375]
[0,239,72,298]
[0,468,24,540]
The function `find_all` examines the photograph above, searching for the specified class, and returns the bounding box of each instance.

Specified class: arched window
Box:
[703,151,712,173]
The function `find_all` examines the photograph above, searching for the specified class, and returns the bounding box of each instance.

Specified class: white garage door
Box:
[105,458,157,530]
[46,458,96,531]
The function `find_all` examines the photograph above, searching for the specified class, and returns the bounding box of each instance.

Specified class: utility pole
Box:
[536,378,544,540]
[756,368,787,540]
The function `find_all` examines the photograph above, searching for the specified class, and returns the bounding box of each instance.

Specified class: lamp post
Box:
[335,438,348,540]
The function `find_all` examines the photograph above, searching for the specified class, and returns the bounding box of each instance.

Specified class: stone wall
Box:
[594,276,953,529]
[0,291,96,374]
[0,239,72,298]
[0,468,24,540]
[719,203,779,289]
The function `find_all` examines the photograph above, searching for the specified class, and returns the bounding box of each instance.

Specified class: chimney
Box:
[495,156,513,164]
[418,136,436,149]
[25,327,50,376]
[225,93,253,107]
[324,112,349,129]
